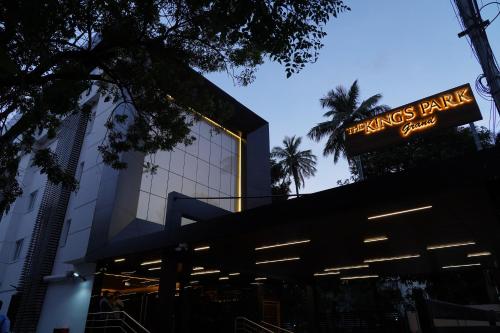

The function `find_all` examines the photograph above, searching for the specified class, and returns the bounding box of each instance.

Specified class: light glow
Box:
[467,252,492,257]
[364,254,420,263]
[427,241,475,250]
[341,275,379,280]
[363,236,388,243]
[219,277,229,280]
[442,263,481,269]
[229,272,240,276]
[324,264,369,272]
[255,239,311,251]
[255,257,300,265]
[190,269,220,276]
[193,266,204,271]
[314,271,340,276]
[194,246,210,251]
[148,267,161,271]
[368,205,432,220]
[255,277,267,281]
[103,273,158,282]
[141,259,162,266]
[114,258,125,263]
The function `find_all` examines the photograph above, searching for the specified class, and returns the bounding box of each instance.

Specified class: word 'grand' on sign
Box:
[344,84,482,157]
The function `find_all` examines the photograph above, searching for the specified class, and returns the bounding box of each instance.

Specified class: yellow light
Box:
[427,241,475,250]
[368,205,432,220]
[237,136,242,212]
[467,252,491,257]
[219,277,229,280]
[364,254,420,263]
[324,264,369,272]
[255,257,300,265]
[255,277,267,281]
[341,275,379,280]
[148,267,161,271]
[442,263,481,269]
[229,272,240,276]
[363,236,388,243]
[190,269,220,276]
[255,239,311,251]
[314,271,340,276]
[193,266,204,271]
[194,246,210,251]
[103,273,158,282]
[114,258,126,263]
[140,259,162,266]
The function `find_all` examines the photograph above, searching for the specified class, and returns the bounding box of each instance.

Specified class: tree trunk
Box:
[294,179,300,197]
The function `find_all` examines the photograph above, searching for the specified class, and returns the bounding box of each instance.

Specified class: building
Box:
[0,78,271,332]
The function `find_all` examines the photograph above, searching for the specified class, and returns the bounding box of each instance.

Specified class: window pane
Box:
[210,129,222,146]
[155,150,171,169]
[140,168,153,192]
[170,148,185,175]
[198,137,210,162]
[150,168,169,198]
[137,191,150,220]
[208,188,220,207]
[167,172,183,194]
[183,154,198,181]
[13,239,23,260]
[209,165,221,190]
[195,184,209,202]
[221,132,233,151]
[185,134,199,156]
[199,121,212,139]
[220,172,231,195]
[147,194,166,224]
[221,149,232,173]
[27,190,38,211]
[210,143,221,168]
[181,178,196,198]
[181,217,197,226]
[197,160,209,186]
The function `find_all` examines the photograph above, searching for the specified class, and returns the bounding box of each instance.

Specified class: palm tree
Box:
[271,136,317,196]
[307,80,390,163]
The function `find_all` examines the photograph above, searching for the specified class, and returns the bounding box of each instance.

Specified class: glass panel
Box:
[221,132,233,151]
[167,172,183,194]
[181,178,196,198]
[220,196,231,211]
[148,194,166,224]
[208,188,220,207]
[221,148,232,173]
[199,121,212,139]
[183,153,198,181]
[210,129,222,146]
[196,160,209,186]
[155,150,171,169]
[220,172,231,195]
[169,148,185,175]
[198,137,210,162]
[195,183,209,202]
[185,133,199,156]
[137,191,150,220]
[209,143,221,168]
[181,217,197,226]
[140,168,153,192]
[150,168,169,198]
[209,165,220,191]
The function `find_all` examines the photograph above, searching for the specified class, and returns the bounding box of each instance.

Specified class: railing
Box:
[234,317,274,332]
[86,311,151,333]
[261,321,295,333]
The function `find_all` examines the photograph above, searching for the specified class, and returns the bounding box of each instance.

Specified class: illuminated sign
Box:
[345,84,482,156]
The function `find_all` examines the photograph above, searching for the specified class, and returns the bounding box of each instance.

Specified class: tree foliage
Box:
[270,156,291,201]
[308,80,390,163]
[271,135,317,196]
[0,0,349,212]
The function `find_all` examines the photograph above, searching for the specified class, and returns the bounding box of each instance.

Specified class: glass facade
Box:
[136,117,240,224]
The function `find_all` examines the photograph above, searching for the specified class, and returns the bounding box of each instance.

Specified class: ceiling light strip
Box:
[442,263,481,269]
[190,269,220,276]
[103,273,158,282]
[148,267,161,271]
[114,258,125,263]
[467,252,492,257]
[194,246,210,251]
[368,205,432,220]
[314,271,340,276]
[364,236,388,243]
[341,275,379,280]
[324,264,369,272]
[229,272,240,276]
[255,240,311,251]
[427,241,475,250]
[140,259,162,266]
[364,254,420,263]
[255,277,267,281]
[255,257,300,265]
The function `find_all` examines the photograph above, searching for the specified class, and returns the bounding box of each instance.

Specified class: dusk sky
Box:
[207,0,500,194]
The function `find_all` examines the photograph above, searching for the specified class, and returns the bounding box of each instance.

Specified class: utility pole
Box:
[454,0,500,116]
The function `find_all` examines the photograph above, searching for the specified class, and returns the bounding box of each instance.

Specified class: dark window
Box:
[13,239,24,260]
[27,190,38,212]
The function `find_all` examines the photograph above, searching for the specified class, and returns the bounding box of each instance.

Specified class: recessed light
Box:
[314,271,340,276]
[427,241,475,250]
[442,263,481,269]
[467,252,491,257]
[364,236,388,243]
[141,259,162,266]
[190,270,220,276]
[255,240,310,251]
[368,205,432,220]
[364,254,420,263]
[194,246,210,251]
[341,275,379,280]
[256,257,300,265]
[114,258,126,263]
[324,264,369,272]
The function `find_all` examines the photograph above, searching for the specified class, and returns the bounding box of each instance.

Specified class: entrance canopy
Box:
[90,147,500,284]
